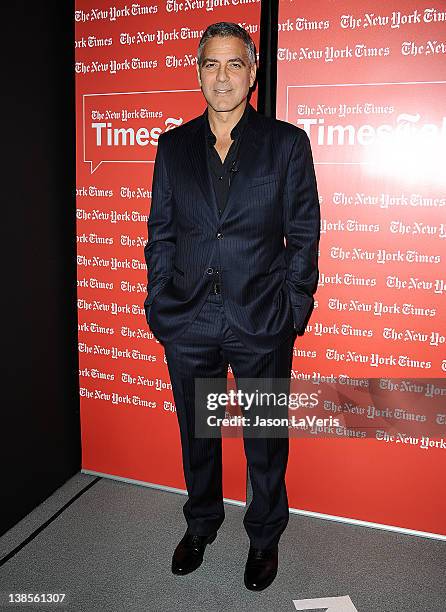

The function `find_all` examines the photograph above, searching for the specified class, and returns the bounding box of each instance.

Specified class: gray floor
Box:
[1,472,445,612]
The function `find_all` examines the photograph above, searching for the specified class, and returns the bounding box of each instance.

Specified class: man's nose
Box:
[216,65,229,82]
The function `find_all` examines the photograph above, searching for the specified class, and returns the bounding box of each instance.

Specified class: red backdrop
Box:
[75,0,446,537]
[277,0,445,536]
[75,0,261,503]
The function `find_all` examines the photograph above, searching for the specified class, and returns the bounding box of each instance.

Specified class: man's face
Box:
[197,35,256,114]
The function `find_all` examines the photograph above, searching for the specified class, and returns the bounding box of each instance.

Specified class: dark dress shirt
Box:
[204,103,250,285]
[205,102,250,217]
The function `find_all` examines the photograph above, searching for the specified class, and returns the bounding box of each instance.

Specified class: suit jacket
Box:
[143,102,320,353]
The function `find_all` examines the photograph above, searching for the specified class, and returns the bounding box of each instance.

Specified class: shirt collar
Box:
[205,102,251,146]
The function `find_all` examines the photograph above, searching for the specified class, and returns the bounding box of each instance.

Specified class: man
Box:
[144,22,319,591]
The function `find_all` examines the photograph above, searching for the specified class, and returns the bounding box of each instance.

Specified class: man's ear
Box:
[249,63,257,88]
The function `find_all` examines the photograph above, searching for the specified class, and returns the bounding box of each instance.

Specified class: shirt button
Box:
[216,232,223,239]
[218,176,223,180]
[206,267,214,275]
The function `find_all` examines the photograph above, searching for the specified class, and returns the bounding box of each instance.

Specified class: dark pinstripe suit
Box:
[144,102,320,548]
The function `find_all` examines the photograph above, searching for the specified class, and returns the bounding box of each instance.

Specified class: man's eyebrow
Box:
[202,56,247,65]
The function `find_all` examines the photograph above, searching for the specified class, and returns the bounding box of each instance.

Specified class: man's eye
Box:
[204,63,215,68]
[230,63,241,68]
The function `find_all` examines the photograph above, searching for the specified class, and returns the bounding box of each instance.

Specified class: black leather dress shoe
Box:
[171,531,217,575]
[244,545,278,591]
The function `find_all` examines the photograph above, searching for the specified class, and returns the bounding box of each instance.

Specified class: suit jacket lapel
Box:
[219,104,262,224]
[187,112,219,222]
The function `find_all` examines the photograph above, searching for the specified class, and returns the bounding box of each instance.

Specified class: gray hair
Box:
[197,22,257,66]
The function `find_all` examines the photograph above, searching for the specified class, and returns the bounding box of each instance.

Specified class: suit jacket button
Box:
[206,267,214,275]
[216,232,223,239]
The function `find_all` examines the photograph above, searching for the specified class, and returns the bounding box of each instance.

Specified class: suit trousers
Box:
[162,287,297,550]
